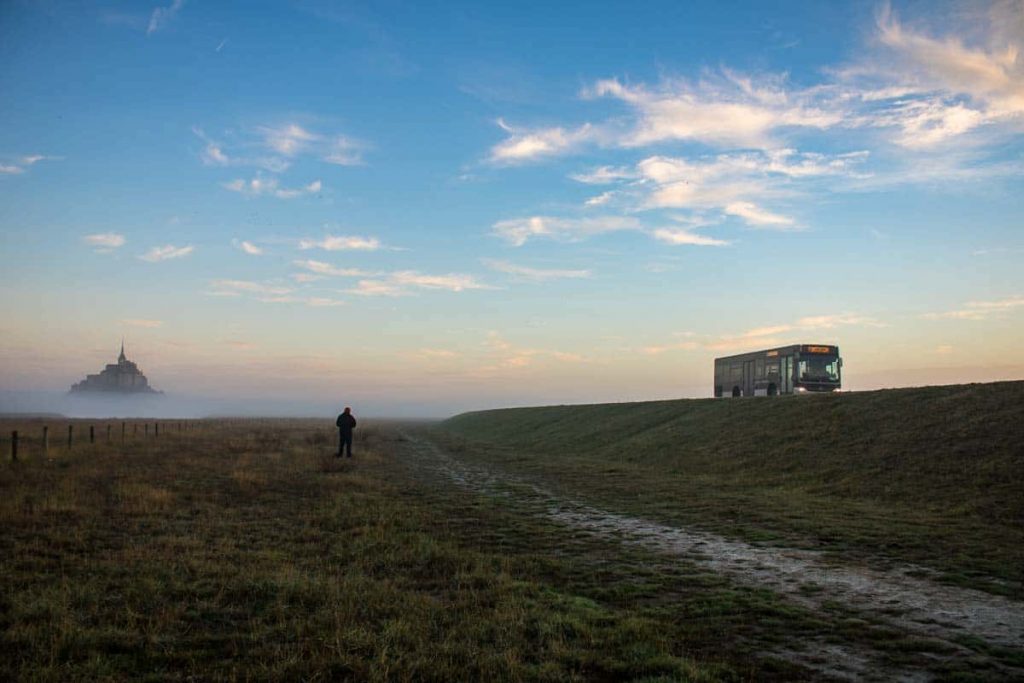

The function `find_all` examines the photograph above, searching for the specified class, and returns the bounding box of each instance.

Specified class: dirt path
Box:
[399,431,1024,681]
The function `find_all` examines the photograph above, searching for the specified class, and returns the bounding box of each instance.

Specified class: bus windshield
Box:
[798,356,840,382]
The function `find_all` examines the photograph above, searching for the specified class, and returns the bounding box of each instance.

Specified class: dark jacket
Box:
[336,413,357,433]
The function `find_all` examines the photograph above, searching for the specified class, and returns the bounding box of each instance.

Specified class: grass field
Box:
[0,419,782,681]
[1,382,1022,680]
[442,381,1024,598]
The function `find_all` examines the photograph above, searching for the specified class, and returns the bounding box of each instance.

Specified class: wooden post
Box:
[145,424,149,438]
[68,425,73,449]
[122,422,126,444]
[90,426,95,444]
[134,423,138,437]
[10,431,17,461]
[43,426,49,454]
[155,423,159,438]
[106,424,111,442]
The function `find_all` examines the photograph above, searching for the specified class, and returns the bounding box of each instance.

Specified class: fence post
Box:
[144,424,149,438]
[155,423,159,439]
[90,426,95,444]
[122,422,126,444]
[106,425,111,442]
[11,431,17,461]
[68,425,73,449]
[134,423,138,437]
[43,426,49,454]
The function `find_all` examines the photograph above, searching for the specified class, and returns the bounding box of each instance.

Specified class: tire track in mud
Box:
[399,431,1024,681]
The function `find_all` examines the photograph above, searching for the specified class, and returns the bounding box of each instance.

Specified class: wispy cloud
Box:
[292,259,372,278]
[391,271,491,292]
[340,270,493,296]
[568,150,867,228]
[584,191,615,207]
[236,240,264,255]
[921,296,1024,321]
[139,245,194,262]
[120,318,163,328]
[1,154,59,175]
[305,297,346,307]
[493,215,641,246]
[827,4,1024,150]
[642,313,881,355]
[651,228,730,246]
[298,235,381,251]
[489,119,599,164]
[194,123,364,173]
[483,259,591,281]
[723,201,796,229]
[346,279,408,297]
[587,74,841,150]
[147,0,184,36]
[223,177,322,199]
[570,166,637,184]
[208,279,293,297]
[258,124,364,166]
[82,233,126,251]
[193,127,290,172]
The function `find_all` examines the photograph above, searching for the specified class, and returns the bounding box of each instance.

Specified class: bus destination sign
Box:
[804,345,834,354]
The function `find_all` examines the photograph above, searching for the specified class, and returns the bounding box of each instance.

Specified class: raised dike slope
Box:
[441,381,1024,595]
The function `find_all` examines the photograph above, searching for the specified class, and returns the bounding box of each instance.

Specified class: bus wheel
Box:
[767,383,777,396]
[732,386,741,397]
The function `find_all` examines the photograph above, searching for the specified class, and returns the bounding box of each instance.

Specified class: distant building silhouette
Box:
[70,341,161,394]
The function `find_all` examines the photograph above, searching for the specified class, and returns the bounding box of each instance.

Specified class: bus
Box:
[714,344,842,397]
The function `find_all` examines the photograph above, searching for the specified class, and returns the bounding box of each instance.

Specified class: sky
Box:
[1,0,1022,417]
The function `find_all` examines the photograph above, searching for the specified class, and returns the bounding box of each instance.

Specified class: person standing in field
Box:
[336,406,357,458]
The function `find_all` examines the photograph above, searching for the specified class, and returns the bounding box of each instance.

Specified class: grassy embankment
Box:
[0,418,810,681]
[440,381,1024,597]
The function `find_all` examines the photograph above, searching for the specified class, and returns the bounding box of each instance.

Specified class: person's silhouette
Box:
[335,407,357,458]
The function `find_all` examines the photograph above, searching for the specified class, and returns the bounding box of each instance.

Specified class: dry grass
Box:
[0,419,744,681]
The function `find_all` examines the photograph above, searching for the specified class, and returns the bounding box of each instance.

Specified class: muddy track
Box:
[397,431,1024,681]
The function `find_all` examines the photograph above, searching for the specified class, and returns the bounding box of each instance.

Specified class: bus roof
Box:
[714,344,839,363]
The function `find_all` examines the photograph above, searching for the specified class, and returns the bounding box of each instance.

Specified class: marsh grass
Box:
[2,404,1020,681]
[441,382,1024,597]
[0,419,746,681]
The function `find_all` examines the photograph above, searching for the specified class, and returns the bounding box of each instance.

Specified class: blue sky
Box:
[1,0,1022,416]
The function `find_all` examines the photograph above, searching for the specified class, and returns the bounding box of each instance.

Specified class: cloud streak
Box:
[83,233,126,251]
[493,215,641,246]
[223,177,322,199]
[921,296,1024,321]
[147,0,184,35]
[139,245,194,262]
[298,235,382,251]
[483,259,591,281]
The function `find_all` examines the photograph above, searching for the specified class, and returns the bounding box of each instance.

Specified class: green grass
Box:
[0,419,764,681]
[2,393,1021,681]
[440,381,1024,596]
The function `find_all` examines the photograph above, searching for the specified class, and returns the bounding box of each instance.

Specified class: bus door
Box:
[743,360,755,397]
[781,356,793,393]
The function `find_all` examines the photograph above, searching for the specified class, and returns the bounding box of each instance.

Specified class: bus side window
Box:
[755,359,764,378]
